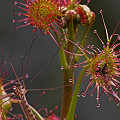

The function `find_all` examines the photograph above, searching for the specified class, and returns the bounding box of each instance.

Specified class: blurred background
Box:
[0,0,120,119]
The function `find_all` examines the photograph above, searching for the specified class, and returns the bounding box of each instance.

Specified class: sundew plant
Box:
[0,0,120,120]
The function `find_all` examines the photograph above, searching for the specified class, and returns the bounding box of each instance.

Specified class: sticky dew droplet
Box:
[61,66,64,70]
[33,25,37,28]
[77,93,80,97]
[18,12,22,16]
[13,86,16,90]
[103,46,105,49]
[87,45,90,48]
[94,30,97,33]
[69,79,73,83]
[91,45,94,48]
[74,64,78,67]
[117,103,119,106]
[14,1,17,5]
[102,50,105,54]
[116,85,119,89]
[24,21,27,24]
[97,104,100,108]
[99,10,103,14]
[98,62,102,65]
[96,97,99,100]
[116,87,119,90]
[86,69,89,73]
[106,42,109,46]
[109,97,111,101]
[76,42,79,45]
[60,42,62,46]
[81,93,86,97]
[12,20,16,23]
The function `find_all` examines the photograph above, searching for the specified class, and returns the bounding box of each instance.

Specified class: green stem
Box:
[53,27,68,68]
[61,12,76,120]
[74,12,96,63]
[66,65,90,120]
[30,105,44,120]
[61,68,74,120]
[66,11,76,63]
[58,28,68,68]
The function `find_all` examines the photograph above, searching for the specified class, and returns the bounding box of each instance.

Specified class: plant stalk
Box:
[61,11,76,120]
[66,65,90,120]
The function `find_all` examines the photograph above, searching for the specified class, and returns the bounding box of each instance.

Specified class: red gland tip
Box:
[91,45,94,48]
[94,30,97,33]
[12,20,16,23]
[97,104,100,107]
[109,97,111,100]
[117,35,120,40]
[49,110,53,114]
[87,45,90,48]
[99,10,103,14]
[61,66,64,70]
[14,1,17,6]
[55,106,58,109]
[1,49,3,52]
[18,114,22,117]
[74,115,77,118]
[82,93,86,97]
[13,86,16,89]
[76,42,79,45]
[42,91,45,94]
[33,30,36,33]
[47,31,50,34]
[74,64,78,67]
[103,46,105,49]
[77,93,80,97]
[69,79,73,83]
[18,13,22,16]
[5,111,8,113]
